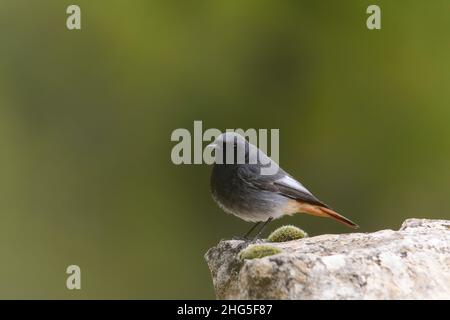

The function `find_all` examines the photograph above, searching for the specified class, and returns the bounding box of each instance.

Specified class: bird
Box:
[207,132,358,239]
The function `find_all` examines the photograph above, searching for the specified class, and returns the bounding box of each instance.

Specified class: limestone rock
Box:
[204,219,450,299]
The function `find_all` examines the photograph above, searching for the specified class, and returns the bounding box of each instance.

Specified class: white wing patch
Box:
[276,175,311,195]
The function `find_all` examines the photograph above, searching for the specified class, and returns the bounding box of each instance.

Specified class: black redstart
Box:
[208,132,358,239]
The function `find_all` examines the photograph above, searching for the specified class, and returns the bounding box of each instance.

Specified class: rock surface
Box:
[204,219,450,299]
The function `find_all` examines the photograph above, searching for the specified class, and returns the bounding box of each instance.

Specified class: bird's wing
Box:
[273,175,330,208]
[238,166,330,208]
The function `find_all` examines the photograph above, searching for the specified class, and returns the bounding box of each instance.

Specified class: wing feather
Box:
[237,166,330,208]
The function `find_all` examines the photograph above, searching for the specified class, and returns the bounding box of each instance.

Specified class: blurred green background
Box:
[1,0,449,299]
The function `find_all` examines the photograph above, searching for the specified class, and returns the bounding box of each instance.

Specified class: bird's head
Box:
[207,132,247,150]
[207,132,253,164]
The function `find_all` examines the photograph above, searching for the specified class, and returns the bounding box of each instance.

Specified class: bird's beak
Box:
[206,142,218,149]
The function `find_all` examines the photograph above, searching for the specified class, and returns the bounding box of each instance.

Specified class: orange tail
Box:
[296,202,359,229]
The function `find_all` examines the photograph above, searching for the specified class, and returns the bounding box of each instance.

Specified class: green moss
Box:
[239,245,282,260]
[267,225,308,242]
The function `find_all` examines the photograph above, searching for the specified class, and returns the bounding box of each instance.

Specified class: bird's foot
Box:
[231,235,248,241]
[231,236,265,245]
[247,236,265,244]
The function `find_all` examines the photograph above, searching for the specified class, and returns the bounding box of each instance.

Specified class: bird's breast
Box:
[210,164,289,222]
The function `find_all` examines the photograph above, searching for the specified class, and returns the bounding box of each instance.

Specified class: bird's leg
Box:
[242,222,261,239]
[252,217,273,240]
[232,222,261,240]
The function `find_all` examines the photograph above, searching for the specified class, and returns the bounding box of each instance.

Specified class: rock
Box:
[204,219,450,299]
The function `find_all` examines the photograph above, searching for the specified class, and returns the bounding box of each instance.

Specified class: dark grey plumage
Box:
[208,132,358,229]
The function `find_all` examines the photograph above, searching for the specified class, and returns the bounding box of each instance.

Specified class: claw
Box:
[248,237,264,244]
[231,236,248,241]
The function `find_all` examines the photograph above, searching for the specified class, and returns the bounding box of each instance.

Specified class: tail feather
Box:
[318,207,359,229]
[295,202,359,229]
